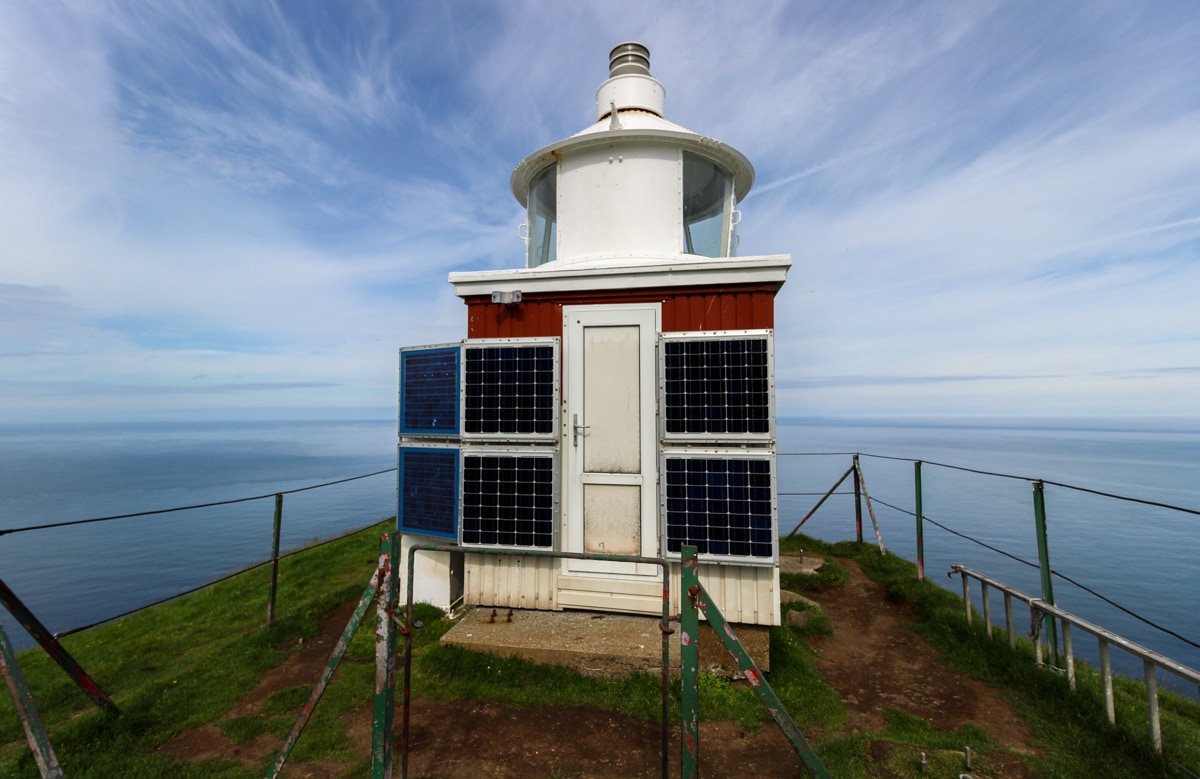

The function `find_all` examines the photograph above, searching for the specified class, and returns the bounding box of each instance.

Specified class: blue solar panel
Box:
[664,456,773,558]
[400,347,460,436]
[398,447,458,539]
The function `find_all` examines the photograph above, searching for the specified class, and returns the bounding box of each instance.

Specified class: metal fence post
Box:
[372,532,399,778]
[267,552,386,778]
[0,619,63,779]
[1032,481,1059,665]
[914,461,925,581]
[267,493,283,628]
[0,577,118,715]
[852,454,863,543]
[680,545,701,779]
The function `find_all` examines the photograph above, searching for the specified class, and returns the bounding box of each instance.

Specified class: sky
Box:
[2,1,1199,422]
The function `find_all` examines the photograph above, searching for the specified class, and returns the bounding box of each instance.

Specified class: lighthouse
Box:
[398,43,791,646]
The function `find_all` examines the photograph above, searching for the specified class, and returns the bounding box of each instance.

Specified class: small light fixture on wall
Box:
[491,290,523,304]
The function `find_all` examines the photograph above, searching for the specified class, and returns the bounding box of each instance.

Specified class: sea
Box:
[1,416,1198,696]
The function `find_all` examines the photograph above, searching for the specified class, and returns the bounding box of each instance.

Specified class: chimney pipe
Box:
[609,42,651,77]
[596,42,664,120]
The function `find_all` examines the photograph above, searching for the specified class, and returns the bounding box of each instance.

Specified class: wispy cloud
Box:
[1,1,1198,420]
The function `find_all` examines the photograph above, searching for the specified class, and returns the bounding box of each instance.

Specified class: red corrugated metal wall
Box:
[465,284,778,339]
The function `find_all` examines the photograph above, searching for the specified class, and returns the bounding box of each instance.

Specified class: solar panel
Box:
[463,341,557,438]
[397,446,459,539]
[663,455,774,559]
[461,451,556,547]
[662,332,772,439]
[399,346,460,436]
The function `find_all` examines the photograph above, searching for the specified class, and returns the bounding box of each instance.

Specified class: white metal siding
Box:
[670,562,779,626]
[465,554,557,610]
[464,555,777,625]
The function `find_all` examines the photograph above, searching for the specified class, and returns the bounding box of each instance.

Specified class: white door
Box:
[560,304,660,608]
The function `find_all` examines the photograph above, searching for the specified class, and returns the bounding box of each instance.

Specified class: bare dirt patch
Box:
[160,599,364,771]
[162,557,1040,777]
[340,699,803,779]
[805,556,1038,775]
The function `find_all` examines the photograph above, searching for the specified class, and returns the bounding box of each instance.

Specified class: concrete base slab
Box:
[440,607,771,678]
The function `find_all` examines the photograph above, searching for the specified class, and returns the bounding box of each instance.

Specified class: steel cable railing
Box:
[779,451,1200,653]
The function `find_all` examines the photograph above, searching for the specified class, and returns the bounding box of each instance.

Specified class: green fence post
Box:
[680,545,700,779]
[691,579,831,778]
[266,553,386,778]
[0,619,63,778]
[914,461,925,581]
[852,454,863,543]
[1032,480,1059,666]
[372,532,399,778]
[267,493,283,628]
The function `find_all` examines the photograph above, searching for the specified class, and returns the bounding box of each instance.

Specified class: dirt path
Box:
[163,558,1040,777]
[805,556,1038,774]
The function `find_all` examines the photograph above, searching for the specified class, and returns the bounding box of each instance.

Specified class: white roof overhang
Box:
[449,254,791,299]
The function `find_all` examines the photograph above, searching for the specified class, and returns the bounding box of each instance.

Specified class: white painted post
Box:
[1099,638,1115,725]
[1145,660,1161,752]
[1063,621,1075,690]
[1004,592,1015,649]
[982,582,992,638]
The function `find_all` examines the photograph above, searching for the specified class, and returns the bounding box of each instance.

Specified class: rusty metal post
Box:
[372,532,399,778]
[0,619,63,779]
[914,461,925,580]
[0,577,118,714]
[787,464,854,536]
[659,556,673,779]
[680,545,701,779]
[267,493,283,628]
[691,579,831,778]
[1032,481,1058,665]
[267,551,386,778]
[852,454,863,543]
[402,546,417,779]
[854,458,885,553]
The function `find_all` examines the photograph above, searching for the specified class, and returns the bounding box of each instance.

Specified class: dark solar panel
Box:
[461,453,555,547]
[400,347,460,435]
[463,343,556,436]
[664,456,773,558]
[397,447,458,539]
[663,336,770,436]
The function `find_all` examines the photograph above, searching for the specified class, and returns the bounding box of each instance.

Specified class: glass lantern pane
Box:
[682,152,731,258]
[527,166,557,267]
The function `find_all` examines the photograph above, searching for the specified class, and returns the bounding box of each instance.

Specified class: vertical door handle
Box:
[573,414,589,446]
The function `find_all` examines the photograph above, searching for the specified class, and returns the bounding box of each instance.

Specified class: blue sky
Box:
[2,1,1198,421]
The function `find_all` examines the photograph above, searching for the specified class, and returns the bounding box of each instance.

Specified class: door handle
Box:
[572,414,590,446]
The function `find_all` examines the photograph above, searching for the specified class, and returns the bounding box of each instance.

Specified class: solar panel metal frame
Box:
[659,448,777,564]
[461,337,560,443]
[658,330,775,444]
[397,443,460,540]
[398,343,461,438]
[459,446,559,550]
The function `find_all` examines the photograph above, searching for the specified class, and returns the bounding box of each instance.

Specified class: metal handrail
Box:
[949,564,1200,753]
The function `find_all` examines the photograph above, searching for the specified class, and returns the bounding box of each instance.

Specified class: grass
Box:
[781,531,1200,778]
[0,521,392,778]
[3,520,1199,777]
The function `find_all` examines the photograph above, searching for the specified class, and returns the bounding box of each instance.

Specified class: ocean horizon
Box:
[1,415,1197,694]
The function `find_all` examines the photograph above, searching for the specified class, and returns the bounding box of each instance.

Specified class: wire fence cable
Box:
[0,468,398,537]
